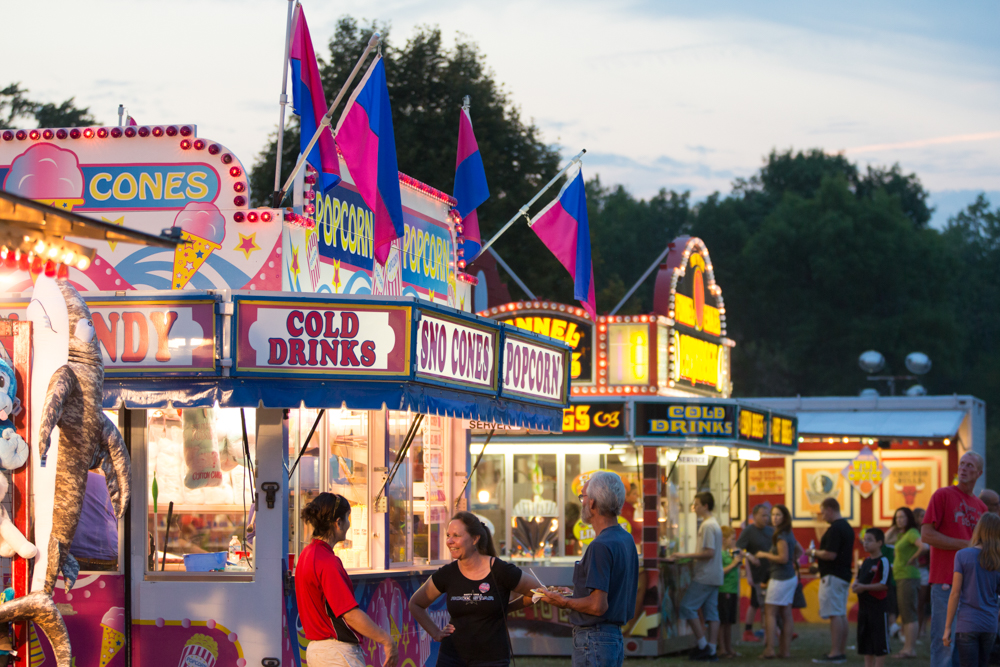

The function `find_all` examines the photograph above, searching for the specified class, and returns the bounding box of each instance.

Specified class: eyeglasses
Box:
[578,493,587,502]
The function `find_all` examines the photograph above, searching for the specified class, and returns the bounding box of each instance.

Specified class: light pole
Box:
[858,350,931,396]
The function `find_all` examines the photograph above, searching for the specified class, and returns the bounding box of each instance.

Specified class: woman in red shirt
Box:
[295,493,398,667]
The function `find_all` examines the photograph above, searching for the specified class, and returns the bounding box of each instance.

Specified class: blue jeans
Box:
[572,624,624,667]
[930,583,956,667]
[956,632,996,667]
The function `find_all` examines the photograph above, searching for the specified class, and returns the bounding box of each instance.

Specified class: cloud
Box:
[839,131,1000,155]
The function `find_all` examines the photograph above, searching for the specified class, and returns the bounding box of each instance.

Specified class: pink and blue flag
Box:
[290,5,341,194]
[530,167,596,320]
[335,56,404,265]
[453,107,489,261]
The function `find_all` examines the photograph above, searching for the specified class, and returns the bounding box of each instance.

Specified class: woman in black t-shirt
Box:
[409,512,542,667]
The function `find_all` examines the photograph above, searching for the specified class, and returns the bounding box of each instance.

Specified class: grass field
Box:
[517,623,931,667]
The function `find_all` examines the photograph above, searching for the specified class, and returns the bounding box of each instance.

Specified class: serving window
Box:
[288,409,370,570]
[145,408,257,574]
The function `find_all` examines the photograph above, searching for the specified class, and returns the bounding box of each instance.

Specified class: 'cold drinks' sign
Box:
[233,299,411,377]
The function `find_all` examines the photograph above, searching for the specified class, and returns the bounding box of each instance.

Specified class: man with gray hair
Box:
[542,471,638,667]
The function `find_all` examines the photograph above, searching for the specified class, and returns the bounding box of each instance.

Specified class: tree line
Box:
[6,20,999,485]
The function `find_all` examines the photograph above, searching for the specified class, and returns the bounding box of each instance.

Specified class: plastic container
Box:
[183,552,227,572]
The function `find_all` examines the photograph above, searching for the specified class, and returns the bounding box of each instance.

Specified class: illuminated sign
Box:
[499,310,593,383]
[607,323,649,385]
[500,334,569,405]
[771,416,797,446]
[841,446,890,498]
[738,408,768,442]
[232,298,411,377]
[305,182,454,301]
[416,313,498,391]
[561,402,626,438]
[672,331,724,391]
[635,402,735,439]
[0,297,216,375]
[0,132,282,293]
[669,242,724,337]
[652,236,731,397]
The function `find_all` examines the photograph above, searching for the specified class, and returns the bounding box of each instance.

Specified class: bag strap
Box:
[488,557,516,667]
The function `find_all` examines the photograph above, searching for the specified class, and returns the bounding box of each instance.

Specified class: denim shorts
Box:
[572,624,623,667]
[679,581,719,621]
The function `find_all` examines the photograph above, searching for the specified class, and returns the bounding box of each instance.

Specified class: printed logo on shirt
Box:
[450,593,495,603]
[953,498,984,529]
[479,583,491,594]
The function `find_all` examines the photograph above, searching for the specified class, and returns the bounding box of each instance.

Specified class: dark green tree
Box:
[0,83,97,128]
[249,19,564,301]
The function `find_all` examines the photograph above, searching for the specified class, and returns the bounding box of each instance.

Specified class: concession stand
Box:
[0,125,570,667]
[743,394,986,624]
[474,236,799,656]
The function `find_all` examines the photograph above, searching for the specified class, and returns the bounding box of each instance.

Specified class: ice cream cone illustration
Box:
[177,633,218,667]
[4,144,85,210]
[171,202,226,290]
[99,607,125,667]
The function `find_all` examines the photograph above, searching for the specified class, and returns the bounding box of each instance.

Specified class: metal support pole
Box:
[473,149,587,261]
[456,429,496,510]
[486,247,535,299]
[610,242,675,315]
[273,0,297,197]
[273,33,381,207]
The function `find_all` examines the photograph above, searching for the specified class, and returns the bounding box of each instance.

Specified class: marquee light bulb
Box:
[76,256,90,271]
[47,246,60,259]
[33,240,46,255]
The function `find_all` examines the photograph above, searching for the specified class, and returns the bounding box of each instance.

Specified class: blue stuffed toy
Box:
[0,354,28,470]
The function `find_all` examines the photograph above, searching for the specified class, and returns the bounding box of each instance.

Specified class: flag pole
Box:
[609,241,675,315]
[272,0,297,197]
[272,32,381,207]
[473,149,586,261]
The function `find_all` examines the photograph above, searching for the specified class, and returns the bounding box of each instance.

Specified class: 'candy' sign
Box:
[416,313,498,391]
[233,299,411,377]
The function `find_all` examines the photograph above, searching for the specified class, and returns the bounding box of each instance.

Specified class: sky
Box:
[5,1,998,226]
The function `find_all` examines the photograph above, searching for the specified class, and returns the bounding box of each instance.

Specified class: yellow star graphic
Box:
[233,232,261,260]
[103,216,125,251]
[289,243,301,280]
[331,259,342,293]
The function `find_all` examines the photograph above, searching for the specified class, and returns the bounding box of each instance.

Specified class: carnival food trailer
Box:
[473,237,799,656]
[0,125,571,667]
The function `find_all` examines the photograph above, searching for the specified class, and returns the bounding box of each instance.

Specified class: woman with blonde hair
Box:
[943,512,1000,667]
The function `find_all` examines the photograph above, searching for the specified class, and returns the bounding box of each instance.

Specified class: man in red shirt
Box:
[296,493,397,667]
[921,451,986,667]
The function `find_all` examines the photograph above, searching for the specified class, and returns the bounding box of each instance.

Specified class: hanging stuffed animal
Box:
[0,348,28,470]
[33,279,132,595]
[0,472,36,560]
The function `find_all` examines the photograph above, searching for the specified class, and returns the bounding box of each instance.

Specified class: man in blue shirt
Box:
[542,471,639,667]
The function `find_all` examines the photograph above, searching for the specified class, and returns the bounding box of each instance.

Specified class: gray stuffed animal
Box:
[35,280,131,595]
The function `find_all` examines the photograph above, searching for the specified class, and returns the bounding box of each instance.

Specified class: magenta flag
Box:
[530,167,596,321]
[335,56,403,265]
[290,4,341,193]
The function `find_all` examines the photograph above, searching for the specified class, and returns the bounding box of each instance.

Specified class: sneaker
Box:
[694,650,719,662]
[812,656,847,664]
[742,630,761,642]
[689,646,710,660]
